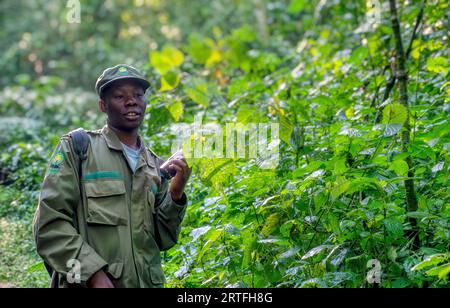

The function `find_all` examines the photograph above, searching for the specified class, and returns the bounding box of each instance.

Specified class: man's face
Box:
[99,79,147,132]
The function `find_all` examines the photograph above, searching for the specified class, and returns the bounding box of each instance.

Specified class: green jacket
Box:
[33,125,187,288]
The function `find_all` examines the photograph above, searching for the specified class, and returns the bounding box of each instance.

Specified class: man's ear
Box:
[99,98,107,113]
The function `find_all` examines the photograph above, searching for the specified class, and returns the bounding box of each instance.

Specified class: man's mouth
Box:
[123,111,141,120]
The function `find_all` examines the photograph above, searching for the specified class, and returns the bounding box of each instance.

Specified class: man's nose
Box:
[125,95,137,105]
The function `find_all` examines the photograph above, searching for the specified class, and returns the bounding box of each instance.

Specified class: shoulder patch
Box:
[48,151,65,174]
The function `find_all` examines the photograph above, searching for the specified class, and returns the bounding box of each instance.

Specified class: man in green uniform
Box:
[33,64,191,288]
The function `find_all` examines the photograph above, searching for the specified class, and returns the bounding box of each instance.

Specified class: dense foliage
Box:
[0,0,448,287]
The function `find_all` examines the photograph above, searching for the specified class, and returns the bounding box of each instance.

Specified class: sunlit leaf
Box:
[382,104,407,124]
[166,100,183,121]
[389,159,409,177]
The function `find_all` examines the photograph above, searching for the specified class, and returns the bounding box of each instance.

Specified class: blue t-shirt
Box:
[121,142,141,172]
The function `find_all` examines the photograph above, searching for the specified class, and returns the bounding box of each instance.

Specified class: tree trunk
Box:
[254,0,269,43]
[388,0,420,247]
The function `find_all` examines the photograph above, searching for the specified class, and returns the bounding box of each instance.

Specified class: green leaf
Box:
[387,247,397,262]
[150,46,184,75]
[426,56,448,75]
[257,238,290,245]
[186,34,213,64]
[288,0,306,13]
[279,115,293,145]
[384,218,403,237]
[196,229,222,261]
[237,105,261,124]
[159,71,180,92]
[426,263,450,279]
[190,226,211,242]
[331,177,350,200]
[166,100,183,121]
[302,245,335,260]
[383,124,403,137]
[412,254,449,271]
[185,79,211,107]
[389,159,409,177]
[350,46,368,65]
[28,261,45,273]
[261,213,281,236]
[382,104,408,124]
[333,159,348,175]
[279,247,300,259]
[147,103,172,130]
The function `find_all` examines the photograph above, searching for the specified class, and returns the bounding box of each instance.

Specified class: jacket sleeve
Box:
[33,137,108,283]
[153,177,187,251]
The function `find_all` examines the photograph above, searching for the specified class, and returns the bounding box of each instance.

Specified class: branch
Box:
[381,0,426,104]
[406,0,427,60]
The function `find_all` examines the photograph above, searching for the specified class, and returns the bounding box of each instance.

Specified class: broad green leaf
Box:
[384,218,403,237]
[159,71,180,92]
[350,46,368,65]
[257,238,290,245]
[261,213,281,236]
[162,46,184,68]
[382,104,408,124]
[185,79,211,107]
[196,229,222,261]
[167,100,183,121]
[279,247,300,259]
[150,46,184,75]
[373,124,403,137]
[237,105,260,124]
[384,124,403,137]
[280,220,295,237]
[186,34,213,64]
[389,159,409,177]
[28,261,45,273]
[426,263,450,279]
[412,254,449,271]
[331,177,350,200]
[426,56,448,75]
[333,159,348,175]
[302,245,334,260]
[190,226,211,242]
[288,0,306,13]
[147,104,172,130]
[206,49,222,67]
[279,115,293,145]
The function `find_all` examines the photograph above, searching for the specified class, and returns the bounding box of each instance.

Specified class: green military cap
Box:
[95,64,150,97]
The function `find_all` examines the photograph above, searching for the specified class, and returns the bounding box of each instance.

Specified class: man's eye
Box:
[115,95,124,99]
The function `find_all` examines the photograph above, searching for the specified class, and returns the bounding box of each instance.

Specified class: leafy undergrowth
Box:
[0,0,449,288]
[0,216,48,288]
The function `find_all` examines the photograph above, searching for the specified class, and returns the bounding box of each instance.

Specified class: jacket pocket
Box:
[149,263,165,285]
[85,180,127,226]
[107,262,124,280]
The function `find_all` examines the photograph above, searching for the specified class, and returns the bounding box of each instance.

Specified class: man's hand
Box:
[167,158,191,202]
[87,269,115,288]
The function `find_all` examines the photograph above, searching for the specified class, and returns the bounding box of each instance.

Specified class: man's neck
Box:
[108,124,140,150]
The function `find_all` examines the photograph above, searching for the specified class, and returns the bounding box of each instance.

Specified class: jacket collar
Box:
[101,125,124,151]
[101,124,154,169]
[101,124,146,151]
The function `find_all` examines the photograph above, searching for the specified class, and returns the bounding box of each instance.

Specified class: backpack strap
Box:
[68,127,90,222]
[70,128,90,163]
